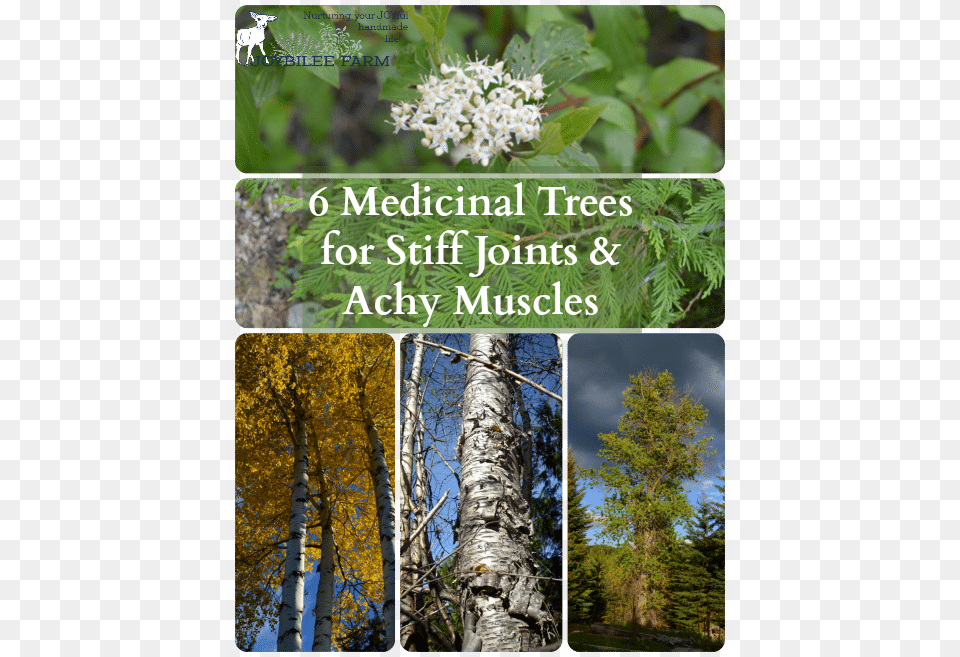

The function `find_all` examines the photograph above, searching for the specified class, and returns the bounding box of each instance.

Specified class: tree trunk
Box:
[311,461,335,651]
[457,334,550,651]
[399,336,428,651]
[363,400,395,649]
[277,419,309,651]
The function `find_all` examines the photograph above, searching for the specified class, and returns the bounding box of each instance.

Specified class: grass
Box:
[568,621,724,652]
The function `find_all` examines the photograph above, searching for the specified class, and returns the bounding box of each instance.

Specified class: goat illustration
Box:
[236,11,277,65]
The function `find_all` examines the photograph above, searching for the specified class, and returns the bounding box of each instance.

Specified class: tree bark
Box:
[310,458,335,651]
[363,396,396,648]
[277,413,309,651]
[457,334,550,651]
[399,336,428,651]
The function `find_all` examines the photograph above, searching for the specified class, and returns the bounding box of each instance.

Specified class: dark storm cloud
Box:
[568,333,725,476]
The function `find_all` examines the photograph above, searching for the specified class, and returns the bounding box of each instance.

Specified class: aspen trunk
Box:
[399,336,428,651]
[364,405,395,648]
[277,422,309,651]
[311,463,335,651]
[457,334,549,651]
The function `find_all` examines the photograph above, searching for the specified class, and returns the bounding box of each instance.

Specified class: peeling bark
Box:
[457,334,550,651]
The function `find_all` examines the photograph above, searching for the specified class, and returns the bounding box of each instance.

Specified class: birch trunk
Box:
[277,419,309,651]
[363,402,395,648]
[399,336,428,651]
[457,334,550,651]
[311,462,335,651]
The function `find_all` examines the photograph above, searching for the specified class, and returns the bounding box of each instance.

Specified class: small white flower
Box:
[388,55,546,166]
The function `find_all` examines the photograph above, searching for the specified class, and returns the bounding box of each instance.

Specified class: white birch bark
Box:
[399,336,427,650]
[457,334,550,651]
[311,463,335,651]
[277,419,309,651]
[364,403,396,649]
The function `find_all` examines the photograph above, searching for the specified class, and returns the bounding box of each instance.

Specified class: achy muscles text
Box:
[343,281,597,328]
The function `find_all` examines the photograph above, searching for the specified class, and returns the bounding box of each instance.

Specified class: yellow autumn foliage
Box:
[236,334,394,651]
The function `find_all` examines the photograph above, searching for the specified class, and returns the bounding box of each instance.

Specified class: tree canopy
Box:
[588,369,715,630]
[235,334,394,651]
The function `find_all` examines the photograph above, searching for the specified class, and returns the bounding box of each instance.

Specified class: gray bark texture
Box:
[457,334,551,651]
[277,417,309,651]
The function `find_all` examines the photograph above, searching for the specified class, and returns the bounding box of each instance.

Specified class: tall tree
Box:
[235,334,394,652]
[588,370,715,630]
[567,448,595,624]
[398,335,429,651]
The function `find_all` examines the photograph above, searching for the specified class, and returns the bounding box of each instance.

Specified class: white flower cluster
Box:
[389,56,548,166]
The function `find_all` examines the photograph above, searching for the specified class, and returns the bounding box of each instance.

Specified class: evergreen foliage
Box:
[567,448,596,624]
[530,401,563,619]
[667,487,723,633]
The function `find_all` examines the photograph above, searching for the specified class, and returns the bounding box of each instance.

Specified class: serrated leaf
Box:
[675,6,725,32]
[503,22,592,91]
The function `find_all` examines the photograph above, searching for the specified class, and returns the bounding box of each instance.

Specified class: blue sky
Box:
[567,333,725,545]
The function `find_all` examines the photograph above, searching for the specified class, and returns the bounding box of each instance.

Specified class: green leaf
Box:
[525,6,569,36]
[666,72,724,125]
[403,5,436,44]
[235,74,268,172]
[503,22,592,91]
[549,102,607,147]
[247,63,285,108]
[589,96,636,133]
[646,58,720,105]
[602,127,636,170]
[674,6,725,32]
[422,5,451,41]
[534,123,565,156]
[589,6,648,68]
[379,44,430,103]
[638,127,723,173]
[638,102,674,154]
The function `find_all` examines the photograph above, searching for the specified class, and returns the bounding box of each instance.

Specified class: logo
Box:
[235,11,391,68]
[235,12,277,66]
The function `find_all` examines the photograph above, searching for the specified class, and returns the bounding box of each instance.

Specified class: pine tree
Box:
[567,448,595,624]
